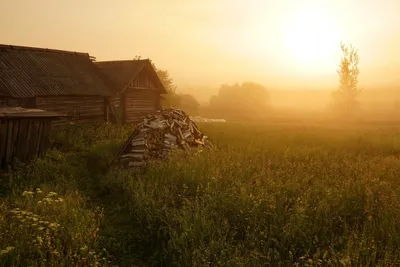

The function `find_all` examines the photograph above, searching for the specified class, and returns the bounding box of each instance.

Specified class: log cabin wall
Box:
[95,59,166,124]
[35,95,108,125]
[0,45,115,127]
[0,97,36,108]
[124,89,160,124]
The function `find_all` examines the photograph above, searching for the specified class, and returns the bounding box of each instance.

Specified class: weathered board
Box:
[0,109,60,169]
[36,95,108,125]
[124,89,160,124]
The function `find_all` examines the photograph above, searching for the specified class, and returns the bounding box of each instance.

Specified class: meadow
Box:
[1,121,400,266]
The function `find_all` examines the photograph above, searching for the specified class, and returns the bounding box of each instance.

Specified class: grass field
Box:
[2,121,400,266]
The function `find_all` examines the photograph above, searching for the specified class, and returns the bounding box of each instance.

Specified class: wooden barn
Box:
[95,59,166,124]
[0,44,115,125]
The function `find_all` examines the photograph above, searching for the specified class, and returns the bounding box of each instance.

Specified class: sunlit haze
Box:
[1,0,399,93]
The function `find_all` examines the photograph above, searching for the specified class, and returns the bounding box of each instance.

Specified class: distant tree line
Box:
[144,41,364,121]
[202,82,270,120]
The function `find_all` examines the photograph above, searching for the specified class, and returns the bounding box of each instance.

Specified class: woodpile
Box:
[115,108,210,168]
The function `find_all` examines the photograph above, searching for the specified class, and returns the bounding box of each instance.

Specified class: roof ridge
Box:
[0,44,89,57]
[96,59,151,63]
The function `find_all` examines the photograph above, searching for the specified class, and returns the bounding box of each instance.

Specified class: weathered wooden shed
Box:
[95,59,166,124]
[0,107,64,169]
[0,44,114,125]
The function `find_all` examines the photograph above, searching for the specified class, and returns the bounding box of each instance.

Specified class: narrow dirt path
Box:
[77,152,147,267]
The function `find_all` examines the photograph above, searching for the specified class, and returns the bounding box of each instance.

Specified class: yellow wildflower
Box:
[36,236,43,245]
[49,223,60,230]
[0,246,14,255]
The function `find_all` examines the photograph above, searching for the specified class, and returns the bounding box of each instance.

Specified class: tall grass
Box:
[0,122,133,267]
[2,121,400,266]
[104,122,400,266]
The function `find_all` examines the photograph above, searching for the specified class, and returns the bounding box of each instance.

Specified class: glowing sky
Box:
[1,0,399,89]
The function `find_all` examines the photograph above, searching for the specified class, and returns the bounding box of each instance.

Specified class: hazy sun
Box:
[282,6,341,73]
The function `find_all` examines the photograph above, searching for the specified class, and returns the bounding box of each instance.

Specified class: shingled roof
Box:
[0,44,114,98]
[95,59,166,94]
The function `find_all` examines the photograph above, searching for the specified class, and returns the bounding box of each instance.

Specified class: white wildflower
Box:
[47,192,58,197]
[22,191,34,197]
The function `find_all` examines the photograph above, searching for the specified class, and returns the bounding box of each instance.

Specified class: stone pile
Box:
[115,108,209,168]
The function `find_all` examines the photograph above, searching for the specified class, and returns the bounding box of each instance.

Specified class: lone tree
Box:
[333,42,362,114]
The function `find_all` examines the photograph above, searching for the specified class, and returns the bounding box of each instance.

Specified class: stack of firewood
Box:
[116,108,210,168]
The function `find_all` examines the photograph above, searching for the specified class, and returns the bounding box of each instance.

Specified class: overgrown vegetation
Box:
[2,121,400,266]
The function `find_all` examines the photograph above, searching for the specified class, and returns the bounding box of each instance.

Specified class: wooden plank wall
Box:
[0,118,52,169]
[133,70,157,89]
[124,89,160,124]
[36,95,107,125]
[108,95,124,124]
[0,97,36,108]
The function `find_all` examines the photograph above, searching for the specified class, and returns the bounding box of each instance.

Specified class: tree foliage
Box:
[178,94,200,115]
[207,82,269,119]
[332,42,362,114]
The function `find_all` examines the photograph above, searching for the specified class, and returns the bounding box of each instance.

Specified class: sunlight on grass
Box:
[2,122,400,266]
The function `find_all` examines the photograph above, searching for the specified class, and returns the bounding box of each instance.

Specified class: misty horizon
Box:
[1,0,399,94]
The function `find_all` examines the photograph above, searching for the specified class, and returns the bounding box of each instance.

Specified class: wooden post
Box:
[105,98,110,122]
[121,93,126,124]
